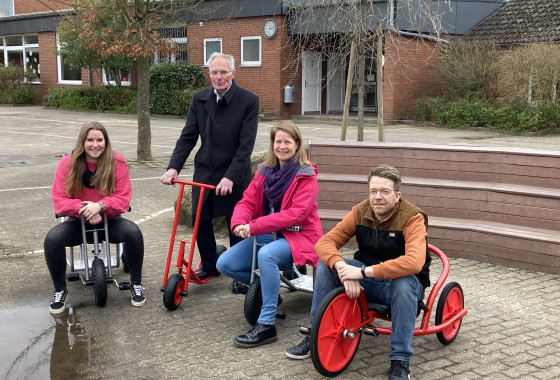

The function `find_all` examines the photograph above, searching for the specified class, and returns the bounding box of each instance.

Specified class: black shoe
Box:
[232,279,248,294]
[234,323,277,348]
[190,267,220,281]
[388,360,410,380]
[285,335,310,360]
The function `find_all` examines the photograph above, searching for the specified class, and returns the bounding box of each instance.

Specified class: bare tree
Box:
[284,0,450,141]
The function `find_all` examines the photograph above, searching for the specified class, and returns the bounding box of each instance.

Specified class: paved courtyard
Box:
[1,106,559,379]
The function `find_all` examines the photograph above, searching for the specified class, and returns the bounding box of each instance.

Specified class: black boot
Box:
[234,323,277,348]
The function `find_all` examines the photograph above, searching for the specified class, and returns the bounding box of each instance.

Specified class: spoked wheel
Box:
[311,287,363,377]
[92,258,108,307]
[163,273,185,311]
[244,276,262,326]
[435,281,464,345]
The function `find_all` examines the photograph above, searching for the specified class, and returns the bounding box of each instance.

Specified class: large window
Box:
[0,0,14,17]
[241,36,261,67]
[203,38,222,66]
[1,34,40,82]
[154,27,187,64]
[56,35,82,84]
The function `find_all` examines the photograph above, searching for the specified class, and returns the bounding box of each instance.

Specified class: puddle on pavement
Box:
[0,302,93,379]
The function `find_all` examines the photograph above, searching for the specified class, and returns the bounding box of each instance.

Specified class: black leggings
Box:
[44,216,144,290]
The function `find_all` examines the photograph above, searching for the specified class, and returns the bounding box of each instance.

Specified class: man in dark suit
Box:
[161,52,259,280]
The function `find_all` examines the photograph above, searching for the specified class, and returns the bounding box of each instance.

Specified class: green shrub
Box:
[417,96,560,133]
[150,62,204,116]
[0,65,37,104]
[43,86,136,112]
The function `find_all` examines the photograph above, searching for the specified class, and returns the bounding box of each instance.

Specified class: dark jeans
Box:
[195,195,241,271]
[44,215,144,290]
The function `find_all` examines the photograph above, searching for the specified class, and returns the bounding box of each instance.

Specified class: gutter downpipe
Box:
[389,0,449,44]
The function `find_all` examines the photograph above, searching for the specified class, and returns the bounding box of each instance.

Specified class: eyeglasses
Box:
[369,188,394,196]
[209,70,232,77]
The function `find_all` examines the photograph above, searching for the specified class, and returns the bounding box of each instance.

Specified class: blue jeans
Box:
[216,233,293,325]
[310,259,424,362]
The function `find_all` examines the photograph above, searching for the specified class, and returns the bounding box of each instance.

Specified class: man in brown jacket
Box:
[286,165,431,380]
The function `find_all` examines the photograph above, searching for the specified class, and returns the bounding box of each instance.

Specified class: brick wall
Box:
[186,16,301,118]
[382,32,444,121]
[15,0,72,14]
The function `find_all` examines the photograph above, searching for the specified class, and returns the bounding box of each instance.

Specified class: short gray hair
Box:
[208,52,235,71]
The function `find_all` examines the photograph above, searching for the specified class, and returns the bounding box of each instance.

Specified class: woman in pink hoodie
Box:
[44,121,145,315]
[217,120,322,348]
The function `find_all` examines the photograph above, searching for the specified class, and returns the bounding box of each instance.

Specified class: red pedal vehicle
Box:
[309,244,467,377]
[160,179,226,310]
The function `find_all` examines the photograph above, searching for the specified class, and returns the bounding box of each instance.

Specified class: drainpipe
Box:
[389,0,449,44]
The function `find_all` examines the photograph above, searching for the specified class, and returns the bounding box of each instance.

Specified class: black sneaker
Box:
[131,284,146,307]
[388,360,410,380]
[231,279,248,294]
[49,288,68,315]
[285,336,311,360]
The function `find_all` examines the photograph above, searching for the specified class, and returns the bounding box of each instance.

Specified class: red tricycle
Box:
[160,179,226,311]
[308,244,467,377]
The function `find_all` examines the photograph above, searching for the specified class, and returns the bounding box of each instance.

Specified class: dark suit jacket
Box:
[168,80,259,217]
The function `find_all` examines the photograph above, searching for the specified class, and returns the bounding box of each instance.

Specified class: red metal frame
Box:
[162,179,216,293]
[346,244,467,337]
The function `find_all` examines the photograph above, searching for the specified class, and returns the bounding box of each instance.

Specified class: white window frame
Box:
[102,68,131,86]
[56,35,82,85]
[1,34,40,83]
[240,36,261,67]
[203,38,222,66]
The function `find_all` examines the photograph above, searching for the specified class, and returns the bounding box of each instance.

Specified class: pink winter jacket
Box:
[51,153,132,220]
[231,163,323,266]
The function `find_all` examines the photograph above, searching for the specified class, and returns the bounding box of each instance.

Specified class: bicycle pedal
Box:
[67,273,80,281]
[118,281,131,290]
[362,326,379,337]
[276,311,286,319]
[298,325,311,335]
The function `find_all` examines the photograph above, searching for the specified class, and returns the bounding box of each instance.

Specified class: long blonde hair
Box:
[263,120,312,168]
[65,121,118,197]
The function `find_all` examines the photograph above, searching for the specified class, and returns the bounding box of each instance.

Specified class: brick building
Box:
[1,0,506,121]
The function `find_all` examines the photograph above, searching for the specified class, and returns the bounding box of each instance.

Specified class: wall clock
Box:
[262,19,278,39]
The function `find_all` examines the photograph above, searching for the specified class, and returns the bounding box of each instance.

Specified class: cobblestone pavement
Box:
[1,106,559,379]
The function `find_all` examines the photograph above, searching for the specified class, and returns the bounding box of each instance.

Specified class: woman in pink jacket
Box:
[217,120,322,348]
[44,121,145,315]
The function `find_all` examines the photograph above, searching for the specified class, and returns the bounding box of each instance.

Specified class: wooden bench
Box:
[309,140,560,275]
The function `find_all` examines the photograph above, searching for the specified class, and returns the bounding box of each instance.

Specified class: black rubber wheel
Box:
[92,258,108,307]
[244,276,262,326]
[435,282,464,345]
[163,273,185,311]
[311,287,363,377]
[216,244,227,256]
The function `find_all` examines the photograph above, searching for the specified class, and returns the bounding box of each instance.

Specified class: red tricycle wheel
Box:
[163,273,185,311]
[435,281,464,345]
[311,287,363,377]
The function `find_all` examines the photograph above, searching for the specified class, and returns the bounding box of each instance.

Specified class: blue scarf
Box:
[263,158,300,209]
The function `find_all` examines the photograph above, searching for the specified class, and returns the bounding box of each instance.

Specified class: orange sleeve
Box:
[372,213,427,280]
[315,208,357,269]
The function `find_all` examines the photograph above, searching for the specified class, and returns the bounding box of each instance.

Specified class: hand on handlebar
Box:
[335,260,364,299]
[79,201,102,220]
[161,168,178,185]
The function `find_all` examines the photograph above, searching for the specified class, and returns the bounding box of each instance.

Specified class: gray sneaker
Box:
[387,360,410,380]
[285,336,311,359]
[49,288,68,315]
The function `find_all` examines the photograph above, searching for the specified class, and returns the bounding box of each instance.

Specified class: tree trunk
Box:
[376,22,384,142]
[341,38,357,141]
[136,55,152,161]
[357,50,365,141]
